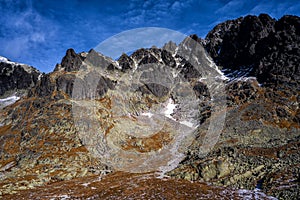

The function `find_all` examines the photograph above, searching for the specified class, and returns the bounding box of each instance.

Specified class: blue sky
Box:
[0,0,299,72]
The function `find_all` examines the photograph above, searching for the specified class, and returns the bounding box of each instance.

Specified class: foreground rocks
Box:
[3,172,277,200]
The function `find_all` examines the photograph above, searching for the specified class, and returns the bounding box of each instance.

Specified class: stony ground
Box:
[0,69,299,199]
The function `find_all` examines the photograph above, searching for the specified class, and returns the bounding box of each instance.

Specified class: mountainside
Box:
[0,14,299,199]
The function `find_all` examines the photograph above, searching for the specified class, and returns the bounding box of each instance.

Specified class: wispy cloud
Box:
[250,0,300,18]
[0,0,59,71]
[122,0,193,28]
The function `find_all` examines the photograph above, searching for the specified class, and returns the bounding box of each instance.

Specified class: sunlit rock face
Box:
[0,35,226,197]
[71,36,225,174]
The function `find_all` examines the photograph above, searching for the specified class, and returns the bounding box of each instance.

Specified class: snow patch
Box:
[81,182,90,187]
[161,99,196,128]
[199,77,207,82]
[179,120,194,128]
[237,189,278,200]
[141,112,154,118]
[132,57,138,72]
[0,95,20,102]
[113,61,122,70]
[50,194,71,200]
[234,76,257,82]
[0,95,20,108]
[0,56,15,65]
[222,66,254,82]
[206,56,229,81]
[163,98,177,120]
[38,73,43,81]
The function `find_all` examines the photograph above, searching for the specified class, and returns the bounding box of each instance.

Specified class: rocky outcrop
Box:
[117,53,134,72]
[0,58,41,97]
[31,49,85,98]
[204,14,300,90]
[54,49,84,72]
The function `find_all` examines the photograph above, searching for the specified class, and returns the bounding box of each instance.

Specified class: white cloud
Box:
[250,1,300,18]
[123,0,192,27]
[171,1,191,11]
[2,37,29,58]
[0,0,61,71]
[215,0,244,15]
[0,0,59,71]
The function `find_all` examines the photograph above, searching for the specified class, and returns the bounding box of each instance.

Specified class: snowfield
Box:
[0,95,20,109]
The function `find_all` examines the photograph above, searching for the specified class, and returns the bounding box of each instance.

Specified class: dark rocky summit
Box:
[117,53,134,72]
[0,14,299,199]
[0,59,41,97]
[204,14,300,90]
[54,48,84,72]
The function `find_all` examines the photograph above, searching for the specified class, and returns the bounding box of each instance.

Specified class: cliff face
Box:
[204,14,300,90]
[0,14,299,199]
[0,57,41,97]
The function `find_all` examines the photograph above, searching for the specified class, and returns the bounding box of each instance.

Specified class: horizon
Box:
[1,0,300,73]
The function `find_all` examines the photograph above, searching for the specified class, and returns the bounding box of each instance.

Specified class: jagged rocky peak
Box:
[204,14,276,69]
[162,40,177,54]
[54,48,84,72]
[31,49,84,99]
[85,49,118,70]
[204,14,300,89]
[130,48,160,65]
[0,56,41,97]
[30,49,117,100]
[117,53,134,72]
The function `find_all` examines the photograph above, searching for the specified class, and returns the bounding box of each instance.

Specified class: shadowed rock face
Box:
[54,48,84,72]
[204,14,300,90]
[117,53,134,72]
[205,14,275,70]
[0,61,41,97]
[0,14,299,199]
